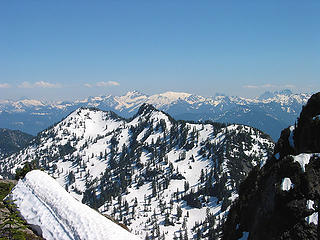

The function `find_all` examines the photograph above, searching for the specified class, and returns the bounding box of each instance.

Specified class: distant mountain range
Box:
[0,104,274,239]
[0,90,310,140]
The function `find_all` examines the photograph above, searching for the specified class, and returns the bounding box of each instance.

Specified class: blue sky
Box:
[0,0,319,100]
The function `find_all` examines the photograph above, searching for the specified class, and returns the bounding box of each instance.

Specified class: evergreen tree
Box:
[15,161,38,180]
[184,181,189,192]
[176,205,182,221]
[199,169,205,183]
[196,228,202,240]
[0,199,26,240]
[183,228,188,240]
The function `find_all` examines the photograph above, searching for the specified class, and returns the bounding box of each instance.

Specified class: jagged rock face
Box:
[223,92,320,240]
[294,92,320,154]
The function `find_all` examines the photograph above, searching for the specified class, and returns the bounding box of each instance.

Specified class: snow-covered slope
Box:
[0,90,310,139]
[1,104,274,239]
[10,170,140,240]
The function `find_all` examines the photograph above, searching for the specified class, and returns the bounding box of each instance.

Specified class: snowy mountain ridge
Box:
[1,104,274,239]
[0,90,311,139]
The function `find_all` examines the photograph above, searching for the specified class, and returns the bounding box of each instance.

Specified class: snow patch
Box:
[293,153,320,172]
[10,170,141,240]
[281,178,294,191]
[306,213,318,225]
[293,154,311,172]
[288,125,295,148]
[305,200,318,225]
[306,200,315,210]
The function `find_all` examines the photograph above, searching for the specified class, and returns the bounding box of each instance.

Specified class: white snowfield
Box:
[10,170,141,240]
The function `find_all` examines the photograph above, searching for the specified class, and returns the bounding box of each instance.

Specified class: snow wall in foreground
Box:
[10,170,141,240]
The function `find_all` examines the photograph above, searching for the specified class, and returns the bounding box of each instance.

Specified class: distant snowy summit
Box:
[0,90,311,139]
[10,170,141,240]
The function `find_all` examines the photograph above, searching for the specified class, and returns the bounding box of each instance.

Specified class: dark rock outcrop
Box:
[223,92,320,240]
[294,92,320,154]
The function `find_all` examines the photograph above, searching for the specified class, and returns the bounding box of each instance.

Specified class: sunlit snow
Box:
[10,170,141,240]
[281,178,294,191]
[293,154,311,172]
[305,200,318,225]
[1,107,274,239]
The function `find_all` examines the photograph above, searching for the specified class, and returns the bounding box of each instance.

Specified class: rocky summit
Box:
[223,92,320,240]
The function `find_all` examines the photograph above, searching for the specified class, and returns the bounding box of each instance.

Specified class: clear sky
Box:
[0,0,319,101]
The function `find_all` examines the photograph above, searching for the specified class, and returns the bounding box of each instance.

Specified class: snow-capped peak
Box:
[1,104,274,239]
[156,91,192,100]
[135,103,157,116]
[18,99,45,107]
[124,90,146,98]
[147,91,192,106]
[113,91,148,110]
